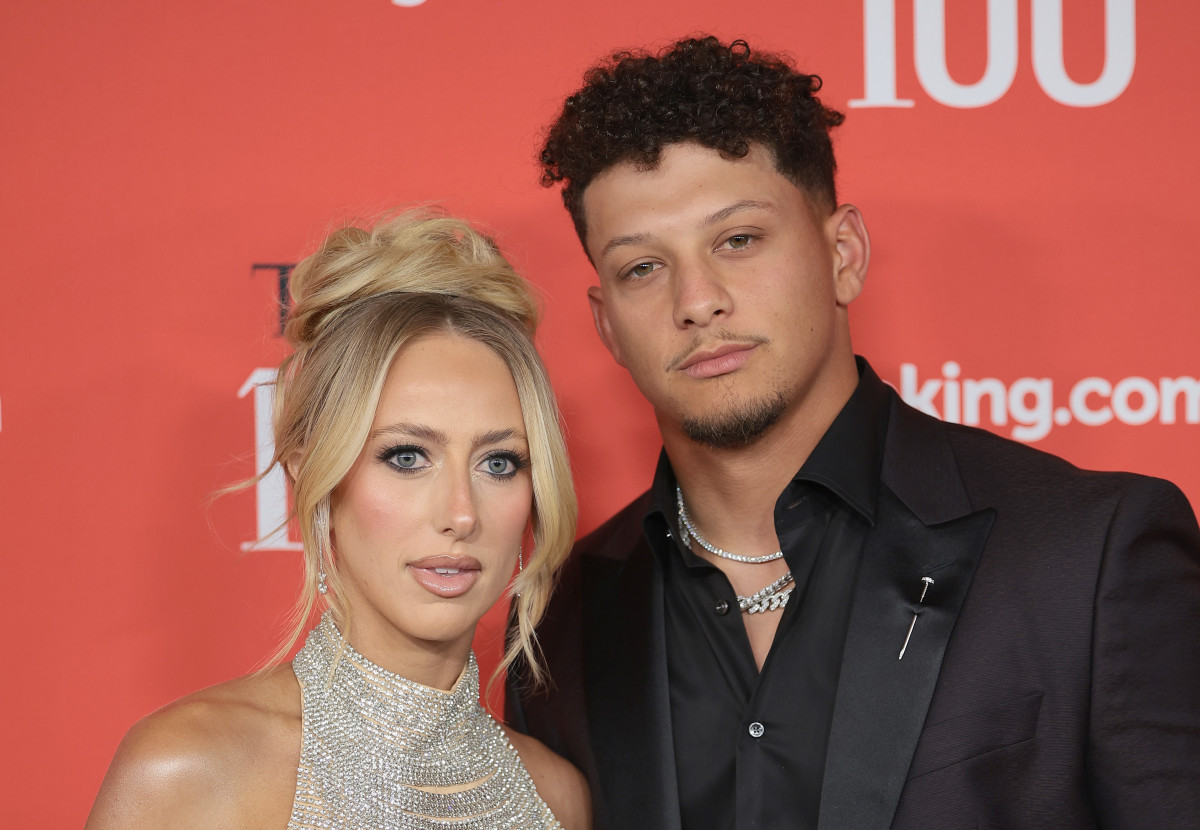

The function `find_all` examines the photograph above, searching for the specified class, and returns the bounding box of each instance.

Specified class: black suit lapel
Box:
[583,542,682,830]
[818,397,995,830]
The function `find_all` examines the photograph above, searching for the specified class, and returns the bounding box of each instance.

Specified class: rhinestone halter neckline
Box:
[288,614,560,829]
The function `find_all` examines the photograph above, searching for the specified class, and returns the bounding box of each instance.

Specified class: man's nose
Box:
[672,258,733,328]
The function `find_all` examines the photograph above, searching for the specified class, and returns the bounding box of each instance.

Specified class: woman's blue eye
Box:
[381,446,428,471]
[484,456,516,475]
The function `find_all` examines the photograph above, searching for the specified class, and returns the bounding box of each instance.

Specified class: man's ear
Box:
[587,284,627,367]
[828,204,870,306]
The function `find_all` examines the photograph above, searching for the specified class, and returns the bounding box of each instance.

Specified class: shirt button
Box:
[714,600,730,615]
[748,722,765,738]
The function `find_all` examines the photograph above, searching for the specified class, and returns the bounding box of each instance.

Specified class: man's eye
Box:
[626,261,659,279]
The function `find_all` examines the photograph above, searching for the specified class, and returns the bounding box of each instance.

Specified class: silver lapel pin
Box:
[898,576,935,660]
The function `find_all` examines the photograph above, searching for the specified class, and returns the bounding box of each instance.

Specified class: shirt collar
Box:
[794,356,890,524]
[645,356,891,543]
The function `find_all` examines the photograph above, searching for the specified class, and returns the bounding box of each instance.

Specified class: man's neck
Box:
[662,367,858,556]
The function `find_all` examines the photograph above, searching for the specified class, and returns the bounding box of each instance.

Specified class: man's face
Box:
[581,141,867,448]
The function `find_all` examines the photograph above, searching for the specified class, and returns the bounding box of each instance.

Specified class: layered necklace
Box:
[289,614,560,829]
[676,486,795,614]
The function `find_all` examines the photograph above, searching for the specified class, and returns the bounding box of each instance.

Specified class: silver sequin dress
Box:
[288,614,562,829]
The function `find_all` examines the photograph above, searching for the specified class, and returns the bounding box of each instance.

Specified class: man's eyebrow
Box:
[702,199,775,227]
[598,200,775,260]
[600,231,654,260]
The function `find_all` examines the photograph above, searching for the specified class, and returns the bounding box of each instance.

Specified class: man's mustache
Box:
[665,330,770,372]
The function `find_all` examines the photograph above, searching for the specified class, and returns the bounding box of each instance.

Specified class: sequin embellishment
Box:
[288,614,561,829]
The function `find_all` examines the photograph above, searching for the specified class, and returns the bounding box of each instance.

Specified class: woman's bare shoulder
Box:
[85,664,302,830]
[506,728,592,830]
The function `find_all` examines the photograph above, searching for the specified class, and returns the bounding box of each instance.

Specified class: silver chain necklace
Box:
[738,571,795,614]
[675,486,795,614]
[676,486,783,563]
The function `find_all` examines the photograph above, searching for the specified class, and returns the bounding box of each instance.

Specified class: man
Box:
[507,36,1200,829]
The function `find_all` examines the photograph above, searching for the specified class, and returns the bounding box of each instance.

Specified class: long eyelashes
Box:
[376,444,429,474]
[479,451,530,480]
[375,444,529,480]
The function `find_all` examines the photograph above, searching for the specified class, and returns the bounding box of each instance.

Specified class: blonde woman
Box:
[86,213,590,829]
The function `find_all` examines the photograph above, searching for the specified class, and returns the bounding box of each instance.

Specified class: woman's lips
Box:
[407,555,481,598]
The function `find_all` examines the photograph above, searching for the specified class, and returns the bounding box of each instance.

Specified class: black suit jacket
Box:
[508,386,1200,829]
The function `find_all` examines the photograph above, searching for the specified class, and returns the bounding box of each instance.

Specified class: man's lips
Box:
[677,343,758,379]
[407,555,481,598]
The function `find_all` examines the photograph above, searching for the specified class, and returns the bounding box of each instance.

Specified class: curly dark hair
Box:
[540,36,846,252]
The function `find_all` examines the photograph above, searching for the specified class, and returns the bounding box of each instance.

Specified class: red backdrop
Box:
[2,1,1197,825]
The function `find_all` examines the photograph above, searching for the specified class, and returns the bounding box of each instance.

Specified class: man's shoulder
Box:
[899,399,1187,508]
[941,417,1087,475]
[571,490,654,561]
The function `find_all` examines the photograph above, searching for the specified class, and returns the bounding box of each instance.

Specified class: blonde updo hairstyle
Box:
[269,210,575,686]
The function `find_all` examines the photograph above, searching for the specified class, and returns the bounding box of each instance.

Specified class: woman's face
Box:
[329,331,532,676]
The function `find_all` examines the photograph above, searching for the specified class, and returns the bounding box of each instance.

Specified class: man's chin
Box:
[679,392,787,450]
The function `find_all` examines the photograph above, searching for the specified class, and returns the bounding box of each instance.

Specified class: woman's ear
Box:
[285,451,304,485]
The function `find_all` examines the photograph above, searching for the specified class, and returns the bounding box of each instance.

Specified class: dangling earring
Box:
[315,501,330,596]
[514,546,524,598]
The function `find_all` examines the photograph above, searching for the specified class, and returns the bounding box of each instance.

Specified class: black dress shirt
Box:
[642,362,891,830]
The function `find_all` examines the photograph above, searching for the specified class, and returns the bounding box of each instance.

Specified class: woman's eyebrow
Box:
[473,428,528,450]
[370,423,527,450]
[369,422,449,444]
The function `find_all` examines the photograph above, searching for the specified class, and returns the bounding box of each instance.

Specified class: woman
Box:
[86,212,590,829]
